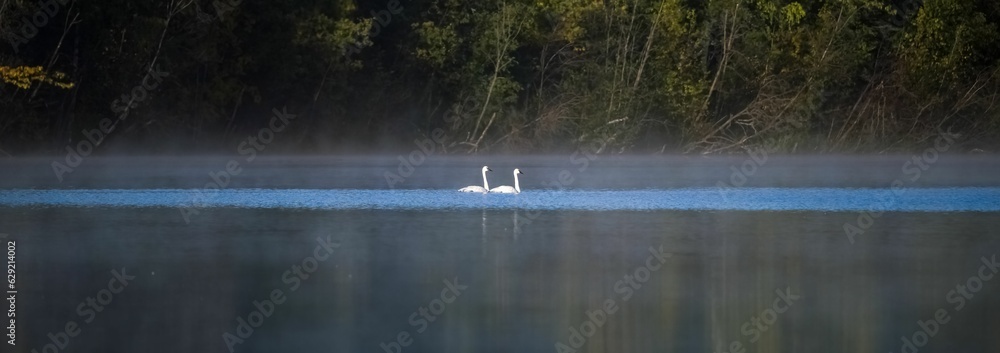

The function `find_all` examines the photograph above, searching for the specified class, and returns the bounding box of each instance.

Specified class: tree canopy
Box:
[1,0,998,155]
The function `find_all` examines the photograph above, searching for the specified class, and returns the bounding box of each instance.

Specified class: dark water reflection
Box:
[2,155,999,353]
[5,207,1000,353]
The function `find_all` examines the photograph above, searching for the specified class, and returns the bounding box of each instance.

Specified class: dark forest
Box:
[2,0,999,155]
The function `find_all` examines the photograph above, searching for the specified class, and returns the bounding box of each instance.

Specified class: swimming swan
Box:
[458,166,492,193]
[490,169,523,194]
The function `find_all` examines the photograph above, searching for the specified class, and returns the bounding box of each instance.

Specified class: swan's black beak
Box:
[487,168,493,172]
[519,171,524,175]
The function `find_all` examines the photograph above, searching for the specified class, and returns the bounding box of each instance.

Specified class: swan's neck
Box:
[513,172,520,193]
[482,170,489,190]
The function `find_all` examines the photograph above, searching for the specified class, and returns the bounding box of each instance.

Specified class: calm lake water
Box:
[1,155,999,353]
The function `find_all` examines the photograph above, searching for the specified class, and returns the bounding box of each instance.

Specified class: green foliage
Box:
[1,0,999,154]
[412,21,460,69]
[897,0,999,90]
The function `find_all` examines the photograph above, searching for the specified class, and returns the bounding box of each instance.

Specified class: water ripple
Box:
[1,188,999,211]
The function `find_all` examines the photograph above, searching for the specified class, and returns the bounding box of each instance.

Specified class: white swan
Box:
[458,166,492,193]
[490,169,523,194]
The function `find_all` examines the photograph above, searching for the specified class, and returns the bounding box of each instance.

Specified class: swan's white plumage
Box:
[459,166,492,193]
[490,169,523,194]
[489,185,517,193]
[458,186,488,193]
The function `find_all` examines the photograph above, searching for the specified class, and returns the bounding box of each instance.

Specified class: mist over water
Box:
[4,154,1000,189]
[2,155,999,353]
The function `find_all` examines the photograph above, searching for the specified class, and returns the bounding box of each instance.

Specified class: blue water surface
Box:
[1,188,998,211]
